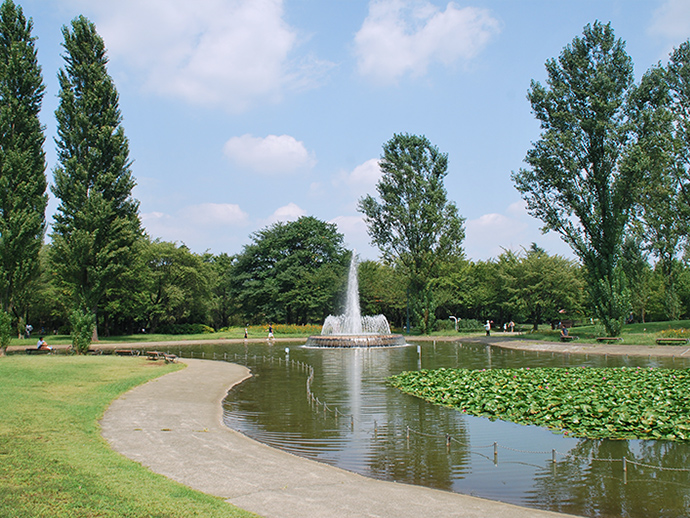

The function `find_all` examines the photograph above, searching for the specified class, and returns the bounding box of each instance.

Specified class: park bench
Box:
[114,349,139,356]
[595,337,623,343]
[560,335,576,342]
[146,351,178,363]
[655,337,689,345]
[25,348,50,355]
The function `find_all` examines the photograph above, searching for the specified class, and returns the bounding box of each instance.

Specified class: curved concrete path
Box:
[101,358,580,518]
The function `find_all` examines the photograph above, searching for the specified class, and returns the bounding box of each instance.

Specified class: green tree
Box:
[230,216,347,324]
[208,252,241,329]
[434,258,501,324]
[667,41,690,201]
[0,309,11,355]
[358,260,407,328]
[626,64,687,320]
[358,133,465,334]
[498,245,584,331]
[512,22,640,336]
[140,240,211,333]
[0,0,46,338]
[50,16,142,342]
[620,236,652,323]
[69,307,94,354]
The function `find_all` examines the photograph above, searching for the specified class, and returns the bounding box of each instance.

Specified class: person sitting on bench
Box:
[560,325,569,338]
[36,337,51,351]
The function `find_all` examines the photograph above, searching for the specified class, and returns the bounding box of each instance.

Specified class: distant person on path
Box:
[244,326,248,339]
[25,324,33,338]
[509,321,515,333]
[268,324,274,340]
[484,320,491,336]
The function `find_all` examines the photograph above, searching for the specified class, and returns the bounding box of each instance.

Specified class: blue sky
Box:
[19,0,690,261]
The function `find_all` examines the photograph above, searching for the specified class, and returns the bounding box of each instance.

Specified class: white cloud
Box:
[181,203,249,226]
[223,134,316,174]
[464,203,576,261]
[333,158,382,197]
[354,0,501,84]
[648,0,690,44]
[78,0,330,112]
[264,202,307,225]
[141,203,249,252]
[465,212,526,259]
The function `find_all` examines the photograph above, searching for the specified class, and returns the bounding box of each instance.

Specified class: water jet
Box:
[305,252,406,348]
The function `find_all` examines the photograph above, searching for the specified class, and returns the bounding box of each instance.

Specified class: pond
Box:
[173,340,690,518]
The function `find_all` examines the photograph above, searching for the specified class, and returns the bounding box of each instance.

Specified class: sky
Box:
[17,0,690,262]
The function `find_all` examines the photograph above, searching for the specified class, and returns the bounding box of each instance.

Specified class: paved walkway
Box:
[101,358,580,518]
[467,335,690,358]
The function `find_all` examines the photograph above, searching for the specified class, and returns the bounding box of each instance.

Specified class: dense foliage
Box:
[359,133,465,334]
[230,216,348,325]
[513,22,640,336]
[389,367,690,441]
[0,0,47,347]
[4,11,690,337]
[50,16,141,342]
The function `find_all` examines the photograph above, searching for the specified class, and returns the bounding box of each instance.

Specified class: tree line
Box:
[0,4,689,353]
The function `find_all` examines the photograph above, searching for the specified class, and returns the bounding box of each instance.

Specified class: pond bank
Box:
[462,335,690,358]
[101,358,579,518]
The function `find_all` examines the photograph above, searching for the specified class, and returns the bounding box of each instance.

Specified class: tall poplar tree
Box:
[0,0,47,348]
[358,133,465,334]
[51,15,141,342]
[512,22,640,336]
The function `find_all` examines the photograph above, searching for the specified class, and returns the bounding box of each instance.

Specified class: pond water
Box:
[175,340,690,518]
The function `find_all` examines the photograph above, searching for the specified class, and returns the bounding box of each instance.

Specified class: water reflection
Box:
[214,341,690,517]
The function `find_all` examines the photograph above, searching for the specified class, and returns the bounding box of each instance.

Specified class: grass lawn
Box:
[0,355,257,518]
[10,319,690,352]
[502,319,690,345]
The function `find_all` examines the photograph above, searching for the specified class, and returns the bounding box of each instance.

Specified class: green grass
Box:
[506,319,690,345]
[9,324,323,348]
[12,319,690,350]
[0,355,257,518]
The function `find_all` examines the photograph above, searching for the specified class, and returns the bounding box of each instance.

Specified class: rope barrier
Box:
[219,351,690,476]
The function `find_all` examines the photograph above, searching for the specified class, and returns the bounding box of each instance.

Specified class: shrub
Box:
[457,318,484,331]
[70,309,95,354]
[156,323,215,335]
[659,328,689,338]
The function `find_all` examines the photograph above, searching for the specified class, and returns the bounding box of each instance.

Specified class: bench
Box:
[115,349,139,356]
[596,337,623,343]
[146,351,178,363]
[560,335,576,342]
[656,337,689,345]
[25,348,50,354]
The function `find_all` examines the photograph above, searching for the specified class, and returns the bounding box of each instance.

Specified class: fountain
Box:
[305,253,406,348]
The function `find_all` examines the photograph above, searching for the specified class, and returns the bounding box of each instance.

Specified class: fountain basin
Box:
[305,334,406,348]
